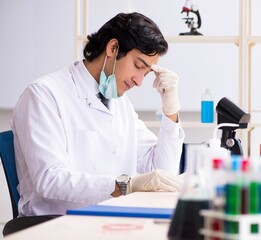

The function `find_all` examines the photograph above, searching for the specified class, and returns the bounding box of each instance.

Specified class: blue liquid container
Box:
[201,101,214,123]
[201,89,214,123]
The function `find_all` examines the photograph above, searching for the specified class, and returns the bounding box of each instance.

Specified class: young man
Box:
[11,12,185,216]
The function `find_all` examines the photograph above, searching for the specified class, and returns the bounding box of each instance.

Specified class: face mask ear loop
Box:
[112,46,119,74]
[102,55,108,71]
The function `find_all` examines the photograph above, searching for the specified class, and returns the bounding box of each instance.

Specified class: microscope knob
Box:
[226,138,235,148]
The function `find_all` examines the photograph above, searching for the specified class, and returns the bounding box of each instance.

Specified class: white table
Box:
[4,192,180,240]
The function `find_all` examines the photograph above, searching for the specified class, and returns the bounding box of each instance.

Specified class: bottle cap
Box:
[213,158,223,169]
[231,155,241,171]
[202,88,212,99]
[241,158,249,172]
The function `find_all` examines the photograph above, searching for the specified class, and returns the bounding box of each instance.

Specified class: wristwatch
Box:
[116,174,131,196]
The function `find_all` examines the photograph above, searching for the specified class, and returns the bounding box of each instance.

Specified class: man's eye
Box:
[135,64,142,69]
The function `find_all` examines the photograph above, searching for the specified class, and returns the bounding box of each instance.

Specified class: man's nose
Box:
[133,75,144,87]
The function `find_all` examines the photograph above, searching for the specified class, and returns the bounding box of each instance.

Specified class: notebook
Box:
[67,204,175,219]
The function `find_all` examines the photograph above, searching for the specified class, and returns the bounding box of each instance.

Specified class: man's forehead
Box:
[137,57,151,68]
[130,49,159,66]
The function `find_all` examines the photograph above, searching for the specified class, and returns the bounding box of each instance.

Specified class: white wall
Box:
[0,0,74,109]
[1,0,261,111]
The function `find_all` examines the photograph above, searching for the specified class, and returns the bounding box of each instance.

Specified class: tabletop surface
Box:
[4,192,181,240]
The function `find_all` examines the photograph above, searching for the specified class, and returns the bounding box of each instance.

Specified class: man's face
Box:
[114,49,159,96]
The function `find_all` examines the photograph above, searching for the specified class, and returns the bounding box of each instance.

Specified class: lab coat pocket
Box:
[68,128,97,173]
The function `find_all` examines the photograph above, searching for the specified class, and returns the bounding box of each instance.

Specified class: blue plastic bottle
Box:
[201,88,214,123]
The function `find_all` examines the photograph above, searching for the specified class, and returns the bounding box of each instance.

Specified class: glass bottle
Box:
[168,144,212,240]
[201,88,214,123]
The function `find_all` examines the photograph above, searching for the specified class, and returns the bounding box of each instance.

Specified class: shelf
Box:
[249,123,261,128]
[165,36,239,44]
[248,36,261,45]
[76,35,87,42]
[144,121,261,129]
[76,35,239,45]
[145,121,216,128]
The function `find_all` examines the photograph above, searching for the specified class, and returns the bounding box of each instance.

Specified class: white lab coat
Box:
[11,61,185,216]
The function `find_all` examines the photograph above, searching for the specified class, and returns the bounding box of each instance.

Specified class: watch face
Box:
[117,174,130,183]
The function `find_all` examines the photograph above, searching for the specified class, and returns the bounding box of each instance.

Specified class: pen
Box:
[154,219,171,224]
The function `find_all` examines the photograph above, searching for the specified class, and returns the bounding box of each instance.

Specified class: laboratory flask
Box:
[168,144,212,240]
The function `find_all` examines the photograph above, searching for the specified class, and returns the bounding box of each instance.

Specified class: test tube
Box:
[211,158,225,240]
[240,158,249,214]
[249,157,261,233]
[224,155,241,234]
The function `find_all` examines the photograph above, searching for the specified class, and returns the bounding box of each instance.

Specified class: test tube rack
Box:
[199,210,261,240]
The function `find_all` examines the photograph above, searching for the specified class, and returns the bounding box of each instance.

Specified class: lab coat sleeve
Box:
[12,82,116,207]
[136,113,185,175]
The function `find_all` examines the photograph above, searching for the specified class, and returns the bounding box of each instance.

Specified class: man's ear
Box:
[105,39,119,57]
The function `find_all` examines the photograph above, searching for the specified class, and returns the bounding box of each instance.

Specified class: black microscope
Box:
[216,97,251,155]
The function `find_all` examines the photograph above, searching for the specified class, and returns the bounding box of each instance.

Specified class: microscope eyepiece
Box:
[216,97,250,129]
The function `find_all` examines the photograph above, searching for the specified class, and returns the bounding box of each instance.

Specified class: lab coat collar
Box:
[70,61,112,114]
[70,60,99,99]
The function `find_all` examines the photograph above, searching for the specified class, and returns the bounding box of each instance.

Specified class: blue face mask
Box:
[99,50,119,99]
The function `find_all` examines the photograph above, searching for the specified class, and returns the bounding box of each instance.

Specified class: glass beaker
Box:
[168,143,212,240]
